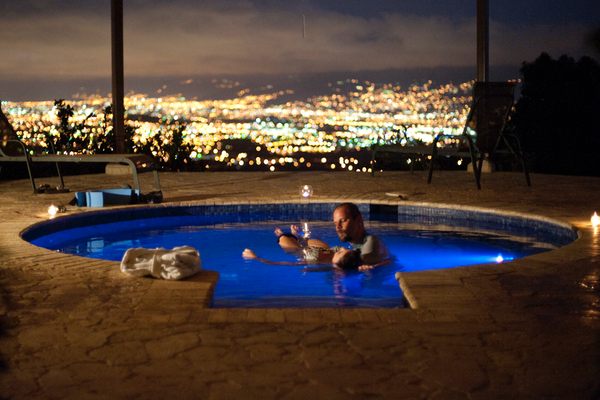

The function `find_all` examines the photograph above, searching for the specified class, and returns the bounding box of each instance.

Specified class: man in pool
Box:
[244,203,391,271]
[333,202,389,270]
[243,223,361,269]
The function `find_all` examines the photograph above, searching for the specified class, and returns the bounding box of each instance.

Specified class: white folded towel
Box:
[120,246,201,280]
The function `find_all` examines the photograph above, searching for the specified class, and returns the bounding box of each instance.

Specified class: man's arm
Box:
[358,235,389,265]
[358,258,392,271]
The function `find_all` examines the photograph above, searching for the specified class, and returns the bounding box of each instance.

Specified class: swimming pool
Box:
[21,202,578,308]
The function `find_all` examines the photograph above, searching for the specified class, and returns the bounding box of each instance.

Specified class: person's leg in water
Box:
[274,226,303,252]
[291,225,330,248]
[275,225,329,252]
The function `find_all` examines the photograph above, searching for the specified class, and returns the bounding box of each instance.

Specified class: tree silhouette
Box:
[51,99,94,154]
[512,53,600,175]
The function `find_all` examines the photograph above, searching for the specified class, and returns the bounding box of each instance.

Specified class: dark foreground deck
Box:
[0,170,598,399]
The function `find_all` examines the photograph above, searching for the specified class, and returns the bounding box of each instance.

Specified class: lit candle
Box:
[303,222,311,239]
[592,212,600,228]
[48,205,59,218]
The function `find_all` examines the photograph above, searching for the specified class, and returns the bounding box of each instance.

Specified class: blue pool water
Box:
[24,203,576,308]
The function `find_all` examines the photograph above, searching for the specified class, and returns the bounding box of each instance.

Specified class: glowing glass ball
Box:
[300,185,313,198]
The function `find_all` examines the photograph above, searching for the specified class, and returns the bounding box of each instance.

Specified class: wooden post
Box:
[111,0,125,153]
[476,0,489,82]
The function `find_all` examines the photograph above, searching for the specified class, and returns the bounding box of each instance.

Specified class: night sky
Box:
[1,0,598,101]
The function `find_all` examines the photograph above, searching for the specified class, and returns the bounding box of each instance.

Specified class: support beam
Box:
[111,0,125,153]
[476,0,489,82]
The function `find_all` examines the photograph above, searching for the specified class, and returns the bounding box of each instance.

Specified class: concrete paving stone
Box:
[180,349,236,373]
[213,321,276,337]
[197,327,236,346]
[234,358,308,379]
[20,342,96,370]
[206,310,230,323]
[342,326,409,350]
[63,361,130,383]
[305,365,392,392]
[451,312,496,324]
[360,380,430,400]
[131,355,194,378]
[104,328,163,344]
[414,310,468,323]
[300,345,364,369]
[0,370,40,398]
[244,307,268,322]
[244,342,291,363]
[88,341,149,366]
[281,308,306,322]
[64,326,110,349]
[235,328,301,345]
[144,331,200,359]
[37,367,78,395]
[429,389,470,399]
[516,362,598,399]
[208,381,279,400]
[303,309,335,323]
[485,349,524,376]
[405,291,480,307]
[421,356,489,393]
[299,328,344,346]
[250,307,282,322]
[374,308,411,322]
[223,370,302,392]
[111,375,211,400]
[354,308,384,322]
[17,323,65,349]
[480,329,538,351]
[60,391,119,400]
[207,347,256,370]
[223,308,249,322]
[280,382,357,400]
[337,308,364,323]
[315,308,342,321]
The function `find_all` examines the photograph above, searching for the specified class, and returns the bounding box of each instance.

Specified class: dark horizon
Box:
[0,65,523,103]
[2,0,597,102]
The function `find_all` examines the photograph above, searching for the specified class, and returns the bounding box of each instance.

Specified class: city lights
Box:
[3,80,473,171]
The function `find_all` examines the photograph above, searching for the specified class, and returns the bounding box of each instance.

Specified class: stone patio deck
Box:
[0,170,598,399]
